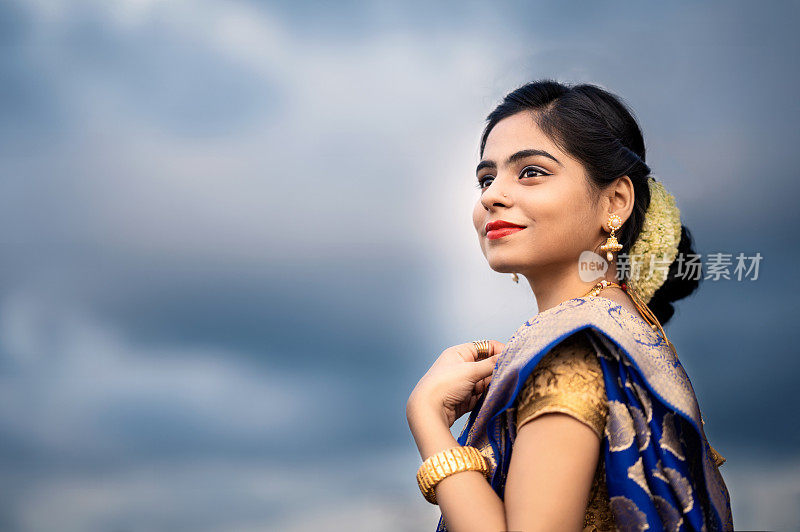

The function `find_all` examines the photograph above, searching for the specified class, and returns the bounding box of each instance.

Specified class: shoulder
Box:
[526,330,604,389]
[515,297,648,358]
[513,330,608,438]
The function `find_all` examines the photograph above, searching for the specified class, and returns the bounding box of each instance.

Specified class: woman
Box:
[406,80,733,531]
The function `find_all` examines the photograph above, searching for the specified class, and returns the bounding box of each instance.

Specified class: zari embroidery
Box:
[435,296,733,532]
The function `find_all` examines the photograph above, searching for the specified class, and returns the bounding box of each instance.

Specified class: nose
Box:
[480,177,512,210]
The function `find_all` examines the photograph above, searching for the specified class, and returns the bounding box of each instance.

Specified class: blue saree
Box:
[435,296,733,532]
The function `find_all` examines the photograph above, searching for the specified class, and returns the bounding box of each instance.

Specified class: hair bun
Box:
[647,225,701,325]
[626,176,683,305]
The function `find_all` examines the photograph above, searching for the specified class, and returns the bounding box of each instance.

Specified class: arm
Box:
[407,340,508,532]
[408,408,600,532]
[505,331,608,532]
[406,333,606,532]
[407,404,507,531]
[504,413,601,532]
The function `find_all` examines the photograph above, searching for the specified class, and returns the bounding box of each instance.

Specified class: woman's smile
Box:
[486,226,525,240]
[484,219,527,240]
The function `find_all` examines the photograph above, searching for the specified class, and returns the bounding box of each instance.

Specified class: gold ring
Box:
[472,340,491,360]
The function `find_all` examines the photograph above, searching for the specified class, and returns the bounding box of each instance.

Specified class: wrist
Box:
[406,392,443,426]
[407,405,457,461]
[413,417,460,462]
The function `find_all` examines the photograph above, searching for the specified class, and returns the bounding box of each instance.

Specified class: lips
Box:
[485,220,526,240]
[485,220,526,232]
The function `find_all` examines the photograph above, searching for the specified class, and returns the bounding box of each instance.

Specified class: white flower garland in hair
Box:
[625,176,683,304]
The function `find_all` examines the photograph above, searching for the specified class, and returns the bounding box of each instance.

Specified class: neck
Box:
[522,260,620,313]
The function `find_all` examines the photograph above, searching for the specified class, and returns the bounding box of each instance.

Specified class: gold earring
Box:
[599,213,623,261]
[511,273,519,283]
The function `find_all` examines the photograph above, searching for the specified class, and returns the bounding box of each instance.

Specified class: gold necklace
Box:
[582,279,621,298]
[582,279,677,358]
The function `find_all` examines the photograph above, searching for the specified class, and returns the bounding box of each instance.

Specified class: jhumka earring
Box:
[599,213,623,261]
[511,273,519,283]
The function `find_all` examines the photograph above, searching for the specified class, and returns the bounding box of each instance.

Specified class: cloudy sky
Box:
[0,0,797,530]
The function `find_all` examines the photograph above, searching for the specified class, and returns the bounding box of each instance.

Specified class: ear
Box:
[602,175,635,230]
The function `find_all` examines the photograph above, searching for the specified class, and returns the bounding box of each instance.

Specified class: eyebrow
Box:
[476,148,564,175]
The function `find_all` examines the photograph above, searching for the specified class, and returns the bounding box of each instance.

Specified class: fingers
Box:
[489,340,506,356]
[474,373,492,395]
[468,353,501,383]
[473,356,500,395]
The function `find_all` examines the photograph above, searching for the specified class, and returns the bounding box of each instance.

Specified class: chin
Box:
[486,256,523,274]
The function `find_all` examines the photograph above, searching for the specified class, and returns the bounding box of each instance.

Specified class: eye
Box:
[519,165,549,179]
[475,166,549,191]
[475,175,494,190]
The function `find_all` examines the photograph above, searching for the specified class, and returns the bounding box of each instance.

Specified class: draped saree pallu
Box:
[435,296,733,532]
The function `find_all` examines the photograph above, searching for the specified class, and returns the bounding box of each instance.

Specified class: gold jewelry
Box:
[599,213,623,262]
[471,340,491,360]
[582,279,621,297]
[416,446,491,504]
[626,176,682,304]
[511,272,519,283]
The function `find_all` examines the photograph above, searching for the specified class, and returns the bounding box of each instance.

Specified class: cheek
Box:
[521,192,590,248]
[472,201,484,232]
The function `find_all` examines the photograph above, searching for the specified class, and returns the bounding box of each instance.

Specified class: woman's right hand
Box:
[406,340,505,429]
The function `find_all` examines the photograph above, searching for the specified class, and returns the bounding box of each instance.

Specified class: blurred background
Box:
[0,1,797,530]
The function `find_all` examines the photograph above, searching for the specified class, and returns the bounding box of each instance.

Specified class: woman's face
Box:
[472,111,605,279]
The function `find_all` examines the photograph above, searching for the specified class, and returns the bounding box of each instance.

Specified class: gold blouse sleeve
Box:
[513,331,608,439]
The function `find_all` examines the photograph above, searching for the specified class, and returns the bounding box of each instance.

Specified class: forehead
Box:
[482,111,563,162]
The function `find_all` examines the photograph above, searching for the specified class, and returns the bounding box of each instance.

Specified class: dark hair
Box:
[480,79,700,325]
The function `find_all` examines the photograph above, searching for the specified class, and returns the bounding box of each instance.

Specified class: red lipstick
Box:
[485,220,526,240]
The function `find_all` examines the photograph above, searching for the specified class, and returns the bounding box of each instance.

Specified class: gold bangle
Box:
[416,446,491,505]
